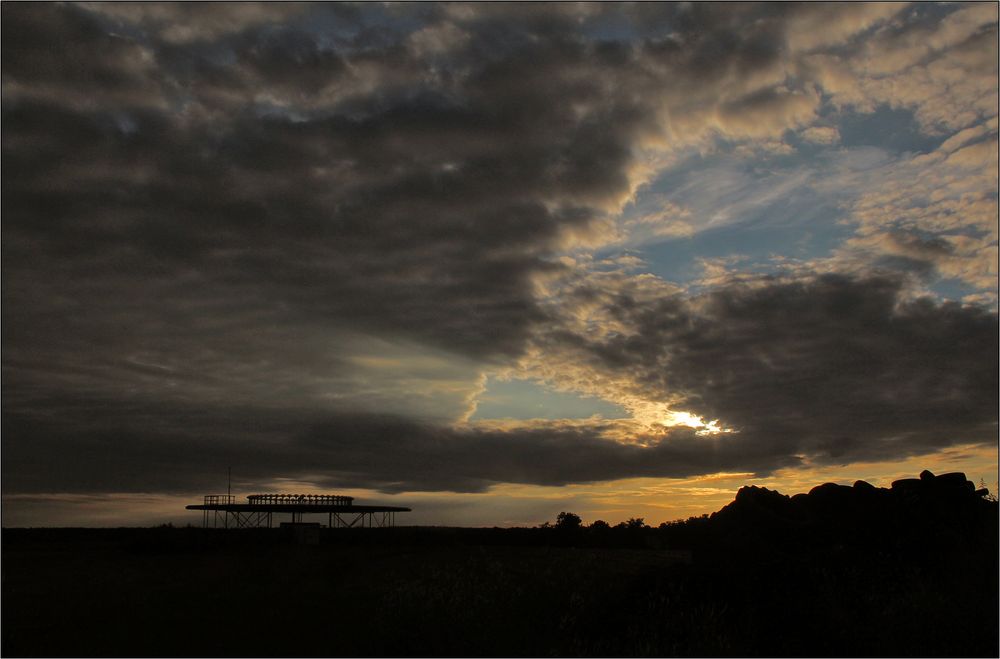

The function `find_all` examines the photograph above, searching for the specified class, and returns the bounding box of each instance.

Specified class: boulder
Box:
[931,472,975,496]
[809,482,854,498]
[714,486,793,524]
[734,485,789,509]
[937,472,969,487]
[891,478,923,495]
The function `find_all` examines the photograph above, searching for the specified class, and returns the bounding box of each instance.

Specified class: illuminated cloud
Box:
[800,126,841,145]
[525,269,997,463]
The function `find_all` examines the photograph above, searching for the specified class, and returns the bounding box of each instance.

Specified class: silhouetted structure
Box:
[186,493,411,529]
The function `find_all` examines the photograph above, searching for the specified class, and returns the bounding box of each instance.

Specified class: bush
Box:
[555,511,582,530]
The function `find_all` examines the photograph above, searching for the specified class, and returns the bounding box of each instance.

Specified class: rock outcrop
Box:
[708,471,996,557]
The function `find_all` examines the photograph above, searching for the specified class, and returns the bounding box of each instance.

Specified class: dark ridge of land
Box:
[3,470,997,657]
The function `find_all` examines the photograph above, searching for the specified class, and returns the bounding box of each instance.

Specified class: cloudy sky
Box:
[3,2,997,527]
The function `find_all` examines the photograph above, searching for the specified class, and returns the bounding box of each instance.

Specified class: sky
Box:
[2,2,997,528]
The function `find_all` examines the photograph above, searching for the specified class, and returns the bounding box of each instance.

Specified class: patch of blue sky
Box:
[639,167,799,230]
[827,105,944,154]
[578,8,640,42]
[470,376,627,421]
[638,218,854,287]
[113,114,138,135]
[295,3,427,52]
[614,146,860,284]
[85,7,148,43]
[253,101,308,123]
[929,278,987,304]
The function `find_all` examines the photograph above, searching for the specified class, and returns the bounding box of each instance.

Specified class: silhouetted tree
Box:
[624,517,646,529]
[555,511,582,530]
[589,519,610,530]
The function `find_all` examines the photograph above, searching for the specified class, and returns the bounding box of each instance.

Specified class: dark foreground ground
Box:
[3,472,998,657]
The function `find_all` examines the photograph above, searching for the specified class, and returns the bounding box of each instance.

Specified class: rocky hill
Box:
[705,470,997,558]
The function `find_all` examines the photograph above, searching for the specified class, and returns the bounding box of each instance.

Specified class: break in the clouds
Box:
[2,3,997,523]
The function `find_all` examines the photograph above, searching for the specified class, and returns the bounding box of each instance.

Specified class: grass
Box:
[2,524,997,657]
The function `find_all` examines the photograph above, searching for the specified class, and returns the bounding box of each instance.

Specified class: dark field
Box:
[4,476,998,657]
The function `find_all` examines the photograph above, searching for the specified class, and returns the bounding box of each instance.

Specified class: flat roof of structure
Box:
[186,503,411,513]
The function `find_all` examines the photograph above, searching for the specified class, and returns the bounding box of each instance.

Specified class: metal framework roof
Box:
[186,493,411,528]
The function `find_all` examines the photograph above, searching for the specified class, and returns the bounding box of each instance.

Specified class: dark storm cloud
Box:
[538,273,998,465]
[80,2,312,45]
[2,2,660,368]
[865,230,962,281]
[1,395,797,495]
[4,271,993,496]
[0,3,164,106]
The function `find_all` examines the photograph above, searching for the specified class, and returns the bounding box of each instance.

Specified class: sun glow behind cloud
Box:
[663,411,735,436]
